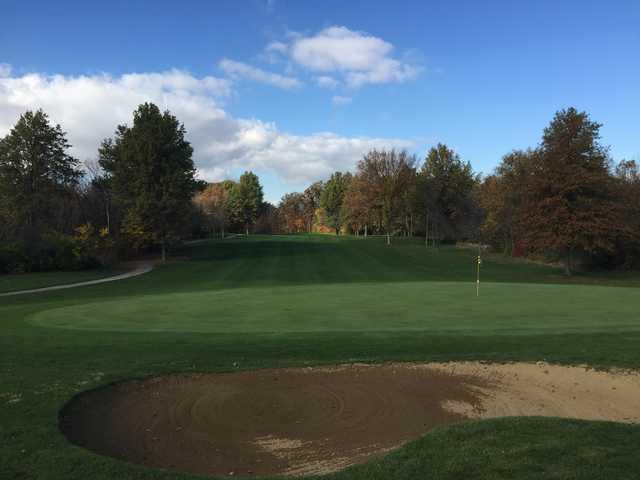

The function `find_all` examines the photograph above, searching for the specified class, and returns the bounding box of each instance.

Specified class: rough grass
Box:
[2,234,640,480]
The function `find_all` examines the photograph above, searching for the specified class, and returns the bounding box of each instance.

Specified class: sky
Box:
[1,0,639,203]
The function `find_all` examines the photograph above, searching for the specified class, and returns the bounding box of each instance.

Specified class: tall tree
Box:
[523,107,621,275]
[478,149,536,254]
[320,172,351,235]
[302,181,323,233]
[344,174,374,236]
[228,171,264,235]
[99,103,196,261]
[418,143,478,243]
[0,109,81,241]
[354,149,416,244]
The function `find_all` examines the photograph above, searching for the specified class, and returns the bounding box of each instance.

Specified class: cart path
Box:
[0,261,155,297]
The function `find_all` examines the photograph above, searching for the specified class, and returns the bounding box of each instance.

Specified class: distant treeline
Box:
[1,104,638,275]
[269,108,640,274]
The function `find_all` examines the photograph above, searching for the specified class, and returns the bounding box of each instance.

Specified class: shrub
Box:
[0,243,28,274]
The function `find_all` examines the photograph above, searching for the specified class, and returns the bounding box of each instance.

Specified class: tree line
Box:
[272,108,639,274]
[1,104,638,275]
[0,103,265,272]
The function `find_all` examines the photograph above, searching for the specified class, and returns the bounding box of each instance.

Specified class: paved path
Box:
[0,261,155,297]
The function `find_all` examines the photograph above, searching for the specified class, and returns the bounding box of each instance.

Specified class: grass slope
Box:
[2,234,640,480]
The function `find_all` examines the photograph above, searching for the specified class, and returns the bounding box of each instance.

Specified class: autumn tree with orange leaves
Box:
[522,108,624,275]
[193,180,235,238]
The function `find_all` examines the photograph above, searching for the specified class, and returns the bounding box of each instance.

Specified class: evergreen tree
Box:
[0,109,81,241]
[99,103,196,261]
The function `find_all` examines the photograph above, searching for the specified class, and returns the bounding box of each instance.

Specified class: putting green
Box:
[28,281,640,334]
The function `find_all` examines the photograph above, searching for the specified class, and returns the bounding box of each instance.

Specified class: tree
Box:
[279,192,306,233]
[478,149,536,254]
[613,159,640,268]
[254,202,280,234]
[99,103,196,261]
[0,110,81,241]
[228,171,264,235]
[353,149,416,244]
[344,174,374,236]
[523,107,621,275]
[194,181,235,238]
[418,144,478,244]
[320,172,351,234]
[302,181,323,233]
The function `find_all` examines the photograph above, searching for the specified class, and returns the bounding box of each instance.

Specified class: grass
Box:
[0,266,124,293]
[2,234,640,480]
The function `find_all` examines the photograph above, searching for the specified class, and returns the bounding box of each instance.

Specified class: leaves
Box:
[0,109,81,237]
[99,103,196,247]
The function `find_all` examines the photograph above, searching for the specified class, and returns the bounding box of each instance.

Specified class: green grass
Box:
[2,234,640,480]
[0,266,124,293]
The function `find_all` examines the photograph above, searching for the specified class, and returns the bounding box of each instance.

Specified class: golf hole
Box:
[59,362,640,477]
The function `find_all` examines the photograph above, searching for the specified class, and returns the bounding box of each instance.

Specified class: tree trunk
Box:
[161,237,166,263]
[364,224,368,238]
[425,212,429,248]
[564,247,573,276]
[434,223,439,251]
[387,232,391,245]
[245,226,249,236]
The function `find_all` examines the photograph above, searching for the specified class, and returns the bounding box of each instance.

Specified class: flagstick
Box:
[476,254,481,297]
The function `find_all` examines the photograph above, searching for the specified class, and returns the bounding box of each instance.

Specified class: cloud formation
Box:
[219,58,301,89]
[289,26,421,88]
[315,75,339,89]
[0,63,11,77]
[0,67,413,192]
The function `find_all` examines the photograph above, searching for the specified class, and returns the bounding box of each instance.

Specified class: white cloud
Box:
[289,26,421,87]
[219,58,301,89]
[331,95,352,107]
[0,69,413,187]
[265,41,288,54]
[0,63,11,77]
[315,75,339,89]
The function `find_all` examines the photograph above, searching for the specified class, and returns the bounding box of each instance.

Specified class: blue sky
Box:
[1,0,639,202]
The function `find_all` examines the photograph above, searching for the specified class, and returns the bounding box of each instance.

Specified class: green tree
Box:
[228,171,264,235]
[0,110,81,241]
[418,143,478,244]
[99,103,196,261]
[320,171,351,234]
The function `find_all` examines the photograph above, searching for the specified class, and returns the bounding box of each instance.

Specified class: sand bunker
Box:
[59,362,640,477]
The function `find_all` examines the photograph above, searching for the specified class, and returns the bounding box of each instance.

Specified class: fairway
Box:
[30,281,640,334]
[3,234,640,480]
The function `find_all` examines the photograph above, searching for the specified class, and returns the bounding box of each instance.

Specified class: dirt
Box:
[59,362,640,477]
